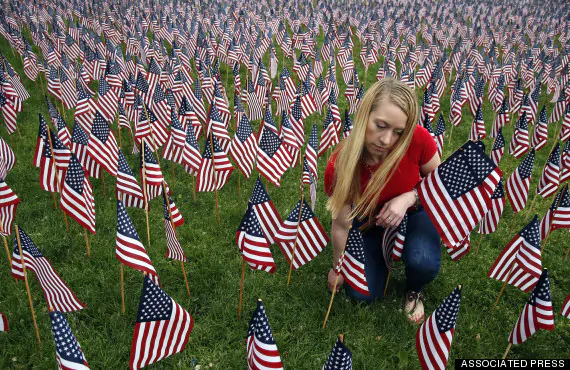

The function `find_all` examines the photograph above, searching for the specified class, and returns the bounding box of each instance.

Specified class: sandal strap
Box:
[405,290,424,315]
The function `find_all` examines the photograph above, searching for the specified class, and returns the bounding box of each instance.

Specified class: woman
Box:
[324,78,441,324]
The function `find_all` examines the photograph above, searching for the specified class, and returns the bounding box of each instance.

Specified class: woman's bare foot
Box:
[405,290,425,324]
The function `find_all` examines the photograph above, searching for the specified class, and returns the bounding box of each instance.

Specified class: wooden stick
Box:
[286,193,305,286]
[208,132,221,229]
[339,334,344,343]
[502,343,512,359]
[46,126,70,234]
[163,182,190,297]
[383,271,391,296]
[323,271,340,328]
[15,225,41,350]
[492,265,515,312]
[525,192,538,219]
[171,163,175,186]
[564,246,570,259]
[83,228,91,258]
[192,175,196,202]
[120,264,125,316]
[475,233,483,255]
[448,124,454,145]
[3,235,11,268]
[118,126,122,149]
[51,192,57,209]
[508,212,517,235]
[238,172,241,197]
[238,259,245,320]
[141,138,151,248]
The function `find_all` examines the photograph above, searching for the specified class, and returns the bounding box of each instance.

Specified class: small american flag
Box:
[508,112,530,159]
[433,114,446,157]
[140,141,166,201]
[343,109,353,139]
[70,120,101,179]
[337,225,369,296]
[49,311,89,370]
[257,123,292,188]
[275,198,329,270]
[129,275,193,370]
[0,311,7,332]
[418,140,501,248]
[561,141,570,183]
[508,269,554,345]
[236,202,276,273]
[506,148,535,213]
[323,337,352,370]
[416,285,462,370]
[196,134,234,192]
[536,143,560,199]
[230,114,258,179]
[116,150,144,209]
[116,200,159,284]
[33,113,48,168]
[491,128,505,167]
[318,107,340,157]
[205,104,231,153]
[0,179,19,236]
[478,178,506,235]
[87,111,118,176]
[162,110,186,164]
[488,215,542,293]
[61,154,96,234]
[49,130,71,172]
[391,213,409,262]
[183,123,202,176]
[531,107,549,151]
[550,183,570,232]
[446,235,471,262]
[249,178,283,245]
[97,76,118,122]
[11,226,85,312]
[539,187,563,240]
[561,294,570,319]
[247,300,283,370]
[162,193,186,262]
[491,98,509,138]
[469,104,486,141]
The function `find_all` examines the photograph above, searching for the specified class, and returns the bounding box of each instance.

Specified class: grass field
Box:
[0,25,568,369]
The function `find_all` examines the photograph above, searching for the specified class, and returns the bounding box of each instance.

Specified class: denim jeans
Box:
[344,207,441,302]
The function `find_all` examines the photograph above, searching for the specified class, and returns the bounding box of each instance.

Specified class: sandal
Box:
[405,290,425,324]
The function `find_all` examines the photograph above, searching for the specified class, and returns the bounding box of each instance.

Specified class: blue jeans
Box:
[344,207,441,302]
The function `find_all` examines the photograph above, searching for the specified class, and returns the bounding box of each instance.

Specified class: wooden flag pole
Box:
[171,163,175,186]
[525,192,539,219]
[118,126,123,149]
[286,192,305,286]
[492,265,515,312]
[383,271,391,296]
[2,235,10,269]
[141,138,151,248]
[238,172,241,197]
[208,131,221,229]
[323,261,341,329]
[120,264,125,316]
[502,343,512,359]
[51,192,57,209]
[448,124,454,145]
[508,212,517,236]
[238,259,246,320]
[15,225,41,350]
[192,175,196,202]
[564,247,570,259]
[475,233,484,255]
[46,126,70,234]
[339,334,344,343]
[541,185,565,251]
[83,228,91,259]
[163,182,191,297]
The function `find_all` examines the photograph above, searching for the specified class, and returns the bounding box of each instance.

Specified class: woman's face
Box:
[364,99,408,162]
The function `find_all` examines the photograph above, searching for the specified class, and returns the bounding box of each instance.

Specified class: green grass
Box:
[0,26,569,370]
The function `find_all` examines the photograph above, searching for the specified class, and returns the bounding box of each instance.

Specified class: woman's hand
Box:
[328,268,344,293]
[375,191,416,228]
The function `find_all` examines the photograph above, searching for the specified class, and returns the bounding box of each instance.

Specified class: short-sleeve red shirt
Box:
[324,125,437,207]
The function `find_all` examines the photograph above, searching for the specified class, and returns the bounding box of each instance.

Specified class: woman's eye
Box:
[395,131,404,135]
[376,123,385,129]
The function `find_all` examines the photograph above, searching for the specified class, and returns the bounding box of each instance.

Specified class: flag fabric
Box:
[539,187,563,240]
[70,120,101,179]
[0,179,20,236]
[509,113,530,159]
[337,224,369,296]
[536,143,560,199]
[49,311,90,370]
[391,213,409,262]
[0,311,7,332]
[469,104,486,141]
[550,184,570,232]
[275,198,329,270]
[478,178,506,235]
[34,113,48,168]
[418,140,502,249]
[61,155,96,234]
[491,128,505,167]
[446,235,471,262]
[162,193,186,262]
[116,200,159,284]
[506,149,535,213]
[488,215,542,293]
[256,123,292,188]
[323,337,353,370]
[87,111,119,176]
[196,134,234,192]
[162,110,186,164]
[433,114,446,157]
[416,285,462,370]
[236,202,276,273]
[129,275,193,370]
[561,294,570,319]
[247,300,283,370]
[116,150,145,209]
[531,107,549,151]
[508,269,554,345]
[11,226,85,312]
[230,115,258,179]
[249,177,283,245]
[183,122,202,176]
[560,141,570,183]
[140,140,167,201]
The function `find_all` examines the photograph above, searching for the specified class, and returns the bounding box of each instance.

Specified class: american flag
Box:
[162,193,186,262]
[151,84,172,129]
[236,202,276,273]
[87,111,118,176]
[508,269,554,345]
[56,116,71,148]
[257,123,292,188]
[275,198,329,270]
[0,311,7,331]
[536,143,560,199]
[61,154,96,234]
[531,107,549,151]
[550,183,570,232]
[488,215,542,293]
[449,86,463,127]
[230,115,258,179]
[205,104,231,153]
[70,120,101,179]
[549,90,566,124]
[183,123,202,176]
[560,104,570,142]
[478,178,506,235]
[509,112,530,159]
[319,107,340,158]
[162,110,186,164]
[343,109,353,139]
[140,140,166,201]
[418,140,501,249]
[11,226,85,312]
[74,82,96,133]
[491,98,509,138]
[116,150,144,209]
[97,76,118,122]
[390,213,409,262]
[247,300,283,370]
[189,79,207,124]
[49,311,89,370]
[561,141,570,183]
[33,113,48,168]
[506,149,535,213]
[196,134,234,192]
[562,294,570,319]
[289,95,306,147]
[0,92,17,135]
[433,114,446,157]
[49,130,71,172]
[249,178,283,245]
[323,337,352,370]
[337,225,369,296]
[416,285,462,370]
[491,128,505,167]
[539,187,563,240]
[0,180,19,236]
[469,104,486,141]
[129,275,193,370]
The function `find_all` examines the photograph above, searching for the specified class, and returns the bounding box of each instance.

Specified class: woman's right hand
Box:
[328,268,344,293]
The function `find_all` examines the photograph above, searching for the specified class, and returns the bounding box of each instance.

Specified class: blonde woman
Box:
[324,78,441,324]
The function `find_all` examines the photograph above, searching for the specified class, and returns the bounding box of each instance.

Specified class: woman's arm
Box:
[328,202,352,292]
[420,152,441,177]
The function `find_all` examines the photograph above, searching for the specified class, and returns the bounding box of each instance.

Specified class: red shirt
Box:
[324,125,437,207]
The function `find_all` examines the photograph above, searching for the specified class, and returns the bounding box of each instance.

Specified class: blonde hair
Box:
[327,78,419,222]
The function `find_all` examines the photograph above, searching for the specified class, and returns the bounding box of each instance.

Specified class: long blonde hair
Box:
[327,78,419,222]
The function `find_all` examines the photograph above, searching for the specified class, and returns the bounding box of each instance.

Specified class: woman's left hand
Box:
[375,191,416,228]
